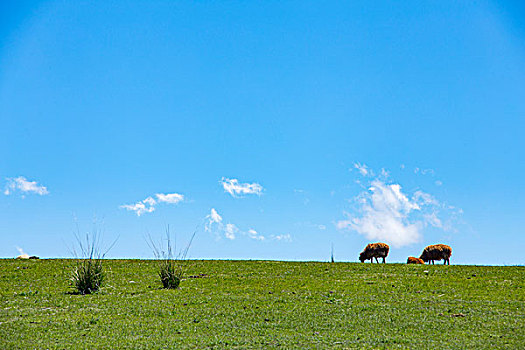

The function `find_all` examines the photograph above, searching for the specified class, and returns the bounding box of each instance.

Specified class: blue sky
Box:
[1,1,524,264]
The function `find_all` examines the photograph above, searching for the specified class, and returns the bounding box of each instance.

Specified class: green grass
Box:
[0,259,523,349]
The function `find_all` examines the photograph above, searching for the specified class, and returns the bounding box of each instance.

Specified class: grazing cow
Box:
[407,256,425,264]
[359,243,389,263]
[419,244,452,265]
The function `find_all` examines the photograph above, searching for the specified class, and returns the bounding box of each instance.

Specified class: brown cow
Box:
[419,244,452,265]
[359,243,389,263]
[407,256,425,264]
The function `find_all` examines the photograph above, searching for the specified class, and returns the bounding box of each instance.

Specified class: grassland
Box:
[0,259,523,349]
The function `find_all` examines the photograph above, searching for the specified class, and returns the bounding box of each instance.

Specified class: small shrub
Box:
[69,226,115,295]
[71,258,104,294]
[148,226,196,290]
[159,259,182,289]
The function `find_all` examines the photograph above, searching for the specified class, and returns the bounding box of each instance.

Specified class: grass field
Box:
[0,259,523,349]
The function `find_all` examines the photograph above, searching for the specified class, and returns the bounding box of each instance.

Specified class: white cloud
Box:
[156,193,184,204]
[336,172,455,247]
[413,190,439,206]
[435,180,443,186]
[209,208,222,223]
[204,208,269,241]
[204,209,293,243]
[120,201,156,216]
[336,180,422,247]
[414,167,435,176]
[423,212,442,228]
[272,234,292,242]
[120,192,184,216]
[247,229,265,241]
[4,176,49,196]
[205,208,231,239]
[220,177,263,197]
[143,196,157,206]
[224,223,238,240]
[353,162,372,177]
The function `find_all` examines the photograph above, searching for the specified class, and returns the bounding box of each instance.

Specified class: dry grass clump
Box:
[70,227,116,295]
[71,257,105,294]
[158,256,182,289]
[148,226,196,290]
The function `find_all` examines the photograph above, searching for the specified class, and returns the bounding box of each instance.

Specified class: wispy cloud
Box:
[204,208,285,242]
[206,208,231,240]
[224,223,238,240]
[120,192,184,216]
[414,167,435,176]
[413,190,439,206]
[220,178,263,197]
[337,167,459,247]
[4,176,49,196]
[353,162,372,177]
[271,234,292,242]
[208,208,222,225]
[247,229,265,241]
[205,208,239,240]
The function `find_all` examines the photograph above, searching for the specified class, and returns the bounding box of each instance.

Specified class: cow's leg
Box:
[375,257,379,263]
[382,257,386,264]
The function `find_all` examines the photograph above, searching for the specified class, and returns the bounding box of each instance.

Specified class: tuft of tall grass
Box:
[158,257,182,289]
[71,257,105,294]
[70,226,116,295]
[148,226,196,290]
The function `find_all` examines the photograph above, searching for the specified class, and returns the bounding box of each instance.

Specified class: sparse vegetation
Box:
[69,227,114,295]
[71,256,105,295]
[147,226,196,289]
[158,258,181,289]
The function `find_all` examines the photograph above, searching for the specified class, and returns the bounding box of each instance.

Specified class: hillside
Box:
[0,259,523,349]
